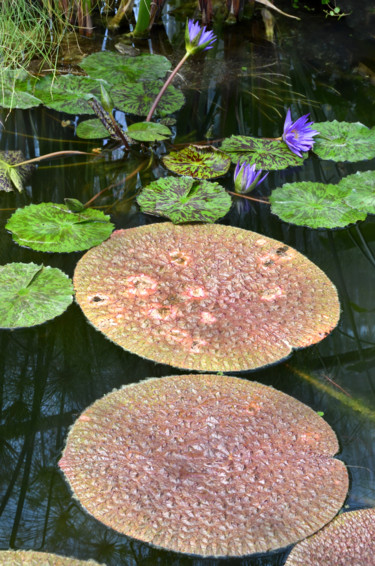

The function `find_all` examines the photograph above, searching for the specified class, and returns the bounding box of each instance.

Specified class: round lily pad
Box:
[73,223,340,372]
[340,170,375,214]
[6,203,114,253]
[313,121,375,162]
[76,118,111,139]
[111,80,185,117]
[0,263,73,329]
[33,74,107,115]
[59,374,348,556]
[270,182,366,229]
[0,550,103,565]
[285,508,375,565]
[162,145,231,179]
[137,175,231,223]
[127,121,172,142]
[220,136,305,170]
[79,52,171,84]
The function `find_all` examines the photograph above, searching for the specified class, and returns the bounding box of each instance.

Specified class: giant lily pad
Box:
[73,223,340,372]
[6,203,114,253]
[0,150,34,192]
[220,136,305,170]
[33,75,107,115]
[79,52,171,84]
[0,550,103,565]
[136,176,231,223]
[269,182,366,229]
[111,80,185,117]
[59,374,348,556]
[340,170,375,214]
[162,145,231,179]
[0,263,73,328]
[285,508,375,565]
[313,121,375,161]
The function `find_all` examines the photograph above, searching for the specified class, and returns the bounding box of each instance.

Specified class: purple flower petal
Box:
[282,108,318,157]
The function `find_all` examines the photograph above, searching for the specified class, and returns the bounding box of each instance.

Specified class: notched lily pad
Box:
[127,121,172,142]
[162,145,231,179]
[79,52,171,84]
[111,81,185,117]
[314,121,375,162]
[6,203,114,253]
[137,175,231,223]
[340,170,375,214]
[220,136,305,170]
[270,182,366,229]
[33,75,107,115]
[0,150,34,193]
[0,263,73,329]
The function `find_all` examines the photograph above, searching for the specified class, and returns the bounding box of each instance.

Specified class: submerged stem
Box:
[146,52,190,122]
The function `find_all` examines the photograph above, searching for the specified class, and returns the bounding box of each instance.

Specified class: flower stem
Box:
[146,52,190,122]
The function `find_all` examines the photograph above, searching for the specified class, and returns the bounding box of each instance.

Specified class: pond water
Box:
[0,1,375,564]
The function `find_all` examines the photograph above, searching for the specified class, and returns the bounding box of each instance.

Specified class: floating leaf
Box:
[0,263,73,329]
[162,145,231,179]
[0,69,42,109]
[220,136,305,170]
[73,224,340,372]
[33,75,107,115]
[111,81,185,117]
[137,176,231,223]
[76,118,113,139]
[6,203,114,253]
[59,374,348,556]
[313,121,375,161]
[340,170,375,214]
[64,198,86,212]
[0,549,103,565]
[127,121,172,142]
[79,52,171,84]
[0,150,34,193]
[269,182,366,229]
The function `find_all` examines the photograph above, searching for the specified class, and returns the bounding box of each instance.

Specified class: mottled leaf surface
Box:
[79,52,171,84]
[270,182,366,228]
[6,203,114,252]
[0,69,42,109]
[314,121,375,161]
[220,136,305,170]
[127,121,172,142]
[163,145,231,179]
[137,176,231,223]
[0,150,34,192]
[111,81,184,117]
[34,75,107,115]
[341,171,375,214]
[76,118,111,139]
[0,263,73,329]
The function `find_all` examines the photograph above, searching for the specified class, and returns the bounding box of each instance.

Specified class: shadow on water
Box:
[0,1,375,564]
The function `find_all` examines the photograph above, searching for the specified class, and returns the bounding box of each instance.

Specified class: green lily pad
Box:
[0,150,34,192]
[269,182,366,229]
[340,171,375,213]
[6,203,114,252]
[137,176,232,223]
[0,69,42,109]
[79,52,171,84]
[314,121,375,161]
[111,80,185,117]
[33,74,107,115]
[127,121,172,142]
[0,263,73,329]
[162,145,231,179]
[220,136,305,170]
[76,118,112,139]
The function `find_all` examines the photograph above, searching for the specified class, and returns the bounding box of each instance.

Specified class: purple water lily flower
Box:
[282,109,319,157]
[185,19,217,55]
[234,161,268,194]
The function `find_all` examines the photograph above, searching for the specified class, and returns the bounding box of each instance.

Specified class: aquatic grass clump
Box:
[59,374,348,556]
[73,223,340,372]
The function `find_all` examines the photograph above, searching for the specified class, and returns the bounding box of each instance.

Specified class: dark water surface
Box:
[0,2,375,564]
